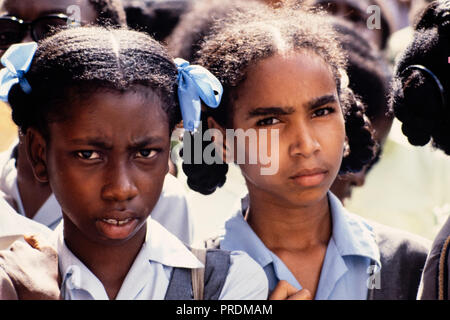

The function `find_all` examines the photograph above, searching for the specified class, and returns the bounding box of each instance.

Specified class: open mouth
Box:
[101,218,134,226]
[96,216,140,240]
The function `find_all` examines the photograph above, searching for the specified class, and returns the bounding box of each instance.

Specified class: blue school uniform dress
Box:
[57,217,268,300]
[0,149,195,244]
[220,192,381,300]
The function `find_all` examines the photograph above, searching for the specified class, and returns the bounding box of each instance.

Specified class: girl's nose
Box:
[289,127,320,158]
[101,164,138,202]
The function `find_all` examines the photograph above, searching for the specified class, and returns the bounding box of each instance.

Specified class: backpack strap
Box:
[438,236,450,300]
[203,249,230,300]
[164,267,192,300]
[164,239,231,300]
[190,248,207,300]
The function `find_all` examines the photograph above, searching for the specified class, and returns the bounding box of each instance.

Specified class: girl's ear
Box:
[25,129,49,183]
[207,116,233,163]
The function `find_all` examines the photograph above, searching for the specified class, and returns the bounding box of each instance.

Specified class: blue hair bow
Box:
[175,58,223,132]
[0,42,37,102]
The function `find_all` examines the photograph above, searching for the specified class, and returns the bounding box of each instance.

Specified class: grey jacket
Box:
[418,216,450,300]
[367,221,431,300]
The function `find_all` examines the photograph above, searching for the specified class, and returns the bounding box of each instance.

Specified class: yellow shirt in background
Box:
[0,102,17,152]
[346,119,450,240]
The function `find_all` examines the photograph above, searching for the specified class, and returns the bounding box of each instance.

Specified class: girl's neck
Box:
[63,219,147,300]
[246,191,332,252]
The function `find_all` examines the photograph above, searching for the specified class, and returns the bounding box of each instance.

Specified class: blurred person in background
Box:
[328,17,394,202]
[390,0,450,299]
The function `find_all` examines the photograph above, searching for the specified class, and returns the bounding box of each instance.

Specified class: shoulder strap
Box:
[189,237,225,300]
[164,240,231,300]
[190,248,207,300]
[164,267,191,300]
[438,236,450,300]
[203,249,231,300]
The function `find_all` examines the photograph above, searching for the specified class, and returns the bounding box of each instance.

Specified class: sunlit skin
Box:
[0,0,98,219]
[27,89,170,299]
[209,51,346,298]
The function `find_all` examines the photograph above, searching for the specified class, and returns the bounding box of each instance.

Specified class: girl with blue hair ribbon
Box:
[0,0,196,252]
[185,4,430,300]
[0,26,268,300]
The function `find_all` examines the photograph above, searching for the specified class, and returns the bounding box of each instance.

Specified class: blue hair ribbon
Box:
[175,58,223,132]
[0,42,38,102]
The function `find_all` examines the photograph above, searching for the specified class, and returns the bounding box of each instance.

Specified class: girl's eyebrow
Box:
[305,94,338,110]
[246,106,296,119]
[69,136,165,149]
[128,137,166,149]
[69,138,113,150]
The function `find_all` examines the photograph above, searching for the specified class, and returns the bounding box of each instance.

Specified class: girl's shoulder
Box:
[369,220,431,260]
[366,220,431,300]
[418,217,450,300]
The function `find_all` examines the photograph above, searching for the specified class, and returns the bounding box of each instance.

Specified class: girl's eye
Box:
[312,107,335,118]
[256,117,281,126]
[136,149,158,159]
[76,151,100,160]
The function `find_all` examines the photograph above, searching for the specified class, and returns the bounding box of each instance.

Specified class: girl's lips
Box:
[290,169,328,187]
[95,217,140,240]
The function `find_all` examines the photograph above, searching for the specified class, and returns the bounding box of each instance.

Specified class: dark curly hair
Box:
[182,5,377,195]
[167,0,262,62]
[331,17,392,175]
[8,27,181,141]
[391,0,450,154]
[332,17,392,122]
[88,0,127,26]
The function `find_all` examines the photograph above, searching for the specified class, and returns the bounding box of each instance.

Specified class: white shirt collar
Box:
[221,192,381,268]
[57,217,202,299]
[0,196,51,239]
[328,192,380,266]
[143,217,203,268]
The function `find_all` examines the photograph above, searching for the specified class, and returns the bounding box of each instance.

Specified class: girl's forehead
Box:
[236,51,337,104]
[51,90,169,141]
[251,51,334,77]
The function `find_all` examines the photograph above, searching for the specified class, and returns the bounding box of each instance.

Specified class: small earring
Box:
[343,140,350,157]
